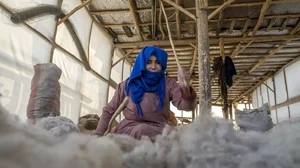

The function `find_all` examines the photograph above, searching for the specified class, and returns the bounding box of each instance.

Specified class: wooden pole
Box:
[162,0,196,20]
[229,102,233,120]
[208,0,236,20]
[196,0,211,116]
[57,0,93,25]
[160,0,187,87]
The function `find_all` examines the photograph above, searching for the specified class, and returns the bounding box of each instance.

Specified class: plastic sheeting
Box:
[289,102,300,118]
[257,86,263,107]
[261,84,268,104]
[285,60,300,98]
[0,0,55,121]
[80,70,108,117]
[252,59,300,123]
[252,88,258,108]
[56,0,92,60]
[1,0,58,39]
[89,23,112,80]
[270,110,278,124]
[0,0,114,124]
[266,78,275,106]
[277,106,289,123]
[52,49,83,123]
[111,50,123,84]
[123,62,131,80]
[274,71,287,104]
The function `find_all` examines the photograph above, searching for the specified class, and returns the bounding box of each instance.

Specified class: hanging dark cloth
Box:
[225,56,237,87]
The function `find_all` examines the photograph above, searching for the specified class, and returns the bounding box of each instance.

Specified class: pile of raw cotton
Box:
[0,103,300,168]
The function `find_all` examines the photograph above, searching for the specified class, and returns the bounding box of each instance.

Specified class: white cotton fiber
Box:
[1,103,300,168]
[36,116,79,140]
[0,104,123,168]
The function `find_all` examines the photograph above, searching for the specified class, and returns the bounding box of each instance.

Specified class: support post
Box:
[229,102,233,120]
[196,0,211,116]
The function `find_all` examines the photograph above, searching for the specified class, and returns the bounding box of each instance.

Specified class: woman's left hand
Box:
[177,67,190,95]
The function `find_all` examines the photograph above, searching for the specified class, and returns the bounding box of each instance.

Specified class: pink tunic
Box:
[96,78,197,139]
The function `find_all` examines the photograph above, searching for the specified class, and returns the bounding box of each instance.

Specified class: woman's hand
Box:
[177,67,190,96]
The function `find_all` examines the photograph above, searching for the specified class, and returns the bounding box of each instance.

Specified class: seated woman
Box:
[95,46,197,139]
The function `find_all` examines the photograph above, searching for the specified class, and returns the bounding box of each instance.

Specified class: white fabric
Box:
[0,0,113,124]
[111,50,123,83]
[285,60,300,98]
[56,0,92,60]
[274,71,287,104]
[89,23,112,80]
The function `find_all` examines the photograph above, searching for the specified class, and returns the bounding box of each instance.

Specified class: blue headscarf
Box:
[125,46,168,117]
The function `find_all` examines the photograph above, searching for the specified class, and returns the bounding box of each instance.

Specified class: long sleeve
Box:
[95,82,126,135]
[168,78,197,111]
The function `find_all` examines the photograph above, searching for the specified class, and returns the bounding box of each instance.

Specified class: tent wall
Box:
[0,0,118,124]
[251,58,300,124]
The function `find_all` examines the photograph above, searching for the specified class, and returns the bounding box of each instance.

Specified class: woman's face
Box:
[146,55,162,72]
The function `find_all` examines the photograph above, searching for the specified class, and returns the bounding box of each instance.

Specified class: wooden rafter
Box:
[112,47,138,68]
[189,43,197,75]
[216,0,225,37]
[249,40,291,73]
[57,0,93,25]
[128,0,143,41]
[252,0,271,36]
[208,0,236,20]
[101,13,300,28]
[229,20,235,34]
[175,0,181,39]
[241,19,251,34]
[231,40,254,58]
[162,0,196,20]
[280,18,289,31]
[90,0,300,16]
[114,34,300,48]
[248,21,300,73]
[232,72,272,103]
[205,0,300,9]
[266,18,276,32]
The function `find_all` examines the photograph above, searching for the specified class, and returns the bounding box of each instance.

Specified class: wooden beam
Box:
[162,0,196,20]
[216,0,225,37]
[159,4,166,40]
[248,40,291,73]
[57,0,93,25]
[283,68,291,118]
[205,0,300,9]
[128,0,143,41]
[89,0,300,15]
[197,0,211,116]
[175,0,181,39]
[266,18,276,32]
[248,21,300,73]
[114,34,300,48]
[252,0,271,36]
[219,38,225,61]
[270,95,300,111]
[189,44,198,75]
[229,20,235,34]
[280,18,289,31]
[112,47,138,67]
[241,18,251,34]
[231,40,254,58]
[101,13,300,28]
[208,0,236,20]
[232,72,272,103]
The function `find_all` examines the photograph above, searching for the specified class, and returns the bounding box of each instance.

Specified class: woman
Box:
[95,46,197,139]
